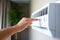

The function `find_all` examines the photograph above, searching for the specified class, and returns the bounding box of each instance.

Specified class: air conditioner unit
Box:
[31,3,60,38]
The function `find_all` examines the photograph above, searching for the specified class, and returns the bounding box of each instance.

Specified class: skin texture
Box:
[0,17,38,40]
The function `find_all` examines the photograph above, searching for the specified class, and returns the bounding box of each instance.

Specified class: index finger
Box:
[31,18,40,21]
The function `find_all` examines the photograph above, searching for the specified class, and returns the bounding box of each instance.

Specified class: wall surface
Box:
[30,0,58,13]
[30,0,60,40]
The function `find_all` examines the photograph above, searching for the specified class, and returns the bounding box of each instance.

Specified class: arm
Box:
[0,17,38,40]
[0,25,19,40]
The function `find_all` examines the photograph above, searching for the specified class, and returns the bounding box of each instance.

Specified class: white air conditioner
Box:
[31,3,60,38]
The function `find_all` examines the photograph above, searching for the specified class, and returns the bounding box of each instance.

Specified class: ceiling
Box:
[11,0,30,3]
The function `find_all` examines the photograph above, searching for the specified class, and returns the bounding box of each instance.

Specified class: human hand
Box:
[0,17,38,40]
[15,17,38,32]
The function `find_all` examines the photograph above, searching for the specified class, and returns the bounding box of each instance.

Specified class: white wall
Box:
[30,0,60,40]
[30,0,58,13]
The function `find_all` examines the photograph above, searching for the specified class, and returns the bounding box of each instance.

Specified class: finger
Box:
[23,17,40,21]
[26,18,39,21]
[31,18,40,21]
[25,22,32,28]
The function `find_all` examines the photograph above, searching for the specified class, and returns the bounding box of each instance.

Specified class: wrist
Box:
[13,25,21,32]
[12,25,19,32]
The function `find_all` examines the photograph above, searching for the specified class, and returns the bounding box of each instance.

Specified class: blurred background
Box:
[0,0,60,40]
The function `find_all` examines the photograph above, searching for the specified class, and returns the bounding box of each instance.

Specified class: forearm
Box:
[0,25,19,40]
